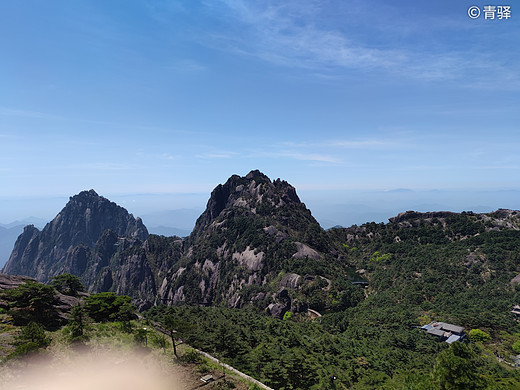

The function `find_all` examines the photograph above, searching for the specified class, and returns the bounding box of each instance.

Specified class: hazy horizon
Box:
[1,185,519,230]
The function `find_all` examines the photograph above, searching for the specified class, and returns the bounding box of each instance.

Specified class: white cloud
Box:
[195,151,239,159]
[326,140,389,148]
[0,107,63,120]
[161,153,179,161]
[211,0,519,86]
[281,138,403,150]
[164,59,208,73]
[276,151,343,164]
[214,0,404,71]
[77,163,139,171]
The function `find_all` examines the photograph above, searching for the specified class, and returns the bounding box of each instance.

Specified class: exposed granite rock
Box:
[2,190,155,308]
[156,170,331,313]
[268,303,288,319]
[232,246,264,271]
[3,190,148,281]
[2,172,335,314]
[511,273,520,285]
[192,170,306,237]
[267,289,292,318]
[0,273,33,290]
[280,273,301,289]
[292,242,321,260]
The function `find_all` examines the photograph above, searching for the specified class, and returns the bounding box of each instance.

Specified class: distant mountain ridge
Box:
[0,217,47,230]
[140,208,201,234]
[2,172,341,312]
[3,171,520,317]
[0,218,47,268]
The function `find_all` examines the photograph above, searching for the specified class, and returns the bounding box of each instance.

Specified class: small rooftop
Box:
[421,321,465,343]
[446,334,463,344]
[427,328,447,337]
[200,375,214,383]
[439,323,465,334]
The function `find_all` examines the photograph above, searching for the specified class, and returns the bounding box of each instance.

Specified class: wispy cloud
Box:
[476,165,520,170]
[0,107,63,120]
[164,59,208,74]
[76,163,139,171]
[196,151,239,159]
[214,0,404,72]
[325,140,391,148]
[160,153,179,161]
[275,151,343,164]
[281,137,405,150]
[211,0,519,86]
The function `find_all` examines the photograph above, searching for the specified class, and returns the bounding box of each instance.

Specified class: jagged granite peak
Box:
[2,174,335,313]
[192,170,305,237]
[54,189,148,246]
[3,189,148,280]
[159,171,333,313]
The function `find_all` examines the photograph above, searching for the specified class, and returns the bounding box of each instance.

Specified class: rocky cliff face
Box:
[2,190,153,308]
[192,170,302,236]
[156,170,335,316]
[8,172,520,317]
[3,189,148,278]
[2,172,345,315]
[1,173,354,315]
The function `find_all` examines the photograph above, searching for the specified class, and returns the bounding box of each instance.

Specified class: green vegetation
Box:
[142,212,520,389]
[50,273,85,296]
[1,316,260,390]
[83,292,136,323]
[5,207,520,388]
[0,281,59,327]
[0,289,256,389]
[7,321,51,359]
[432,342,486,390]
[161,314,194,357]
[146,304,520,389]
[66,304,89,343]
[469,329,491,343]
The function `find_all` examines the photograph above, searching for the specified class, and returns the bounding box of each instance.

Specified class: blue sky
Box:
[1,0,519,227]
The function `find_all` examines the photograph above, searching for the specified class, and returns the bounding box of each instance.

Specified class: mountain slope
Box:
[0,225,25,268]
[2,190,152,306]
[145,210,520,389]
[2,172,353,314]
[327,209,520,329]
[155,170,345,315]
[4,173,520,325]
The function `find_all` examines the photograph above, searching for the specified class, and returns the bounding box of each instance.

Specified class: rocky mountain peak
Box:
[245,169,269,180]
[2,189,148,280]
[157,171,330,310]
[50,189,149,246]
[74,188,99,197]
[192,170,304,235]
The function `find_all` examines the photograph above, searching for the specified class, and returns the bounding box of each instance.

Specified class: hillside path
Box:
[150,320,273,390]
